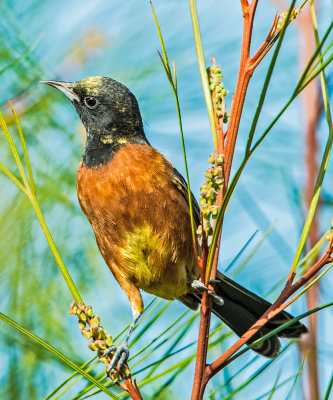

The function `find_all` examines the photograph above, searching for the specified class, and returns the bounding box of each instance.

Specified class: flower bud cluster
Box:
[70,301,117,370]
[276,8,300,33]
[197,153,224,238]
[208,59,229,123]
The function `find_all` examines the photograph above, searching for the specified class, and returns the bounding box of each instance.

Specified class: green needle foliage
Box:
[0,312,118,399]
[0,109,82,303]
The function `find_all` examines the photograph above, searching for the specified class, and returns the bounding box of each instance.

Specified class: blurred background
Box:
[0,0,332,399]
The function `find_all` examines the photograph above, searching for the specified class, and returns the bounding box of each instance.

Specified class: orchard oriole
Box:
[42,76,307,370]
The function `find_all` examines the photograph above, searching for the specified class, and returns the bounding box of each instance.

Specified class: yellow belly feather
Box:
[120,224,188,299]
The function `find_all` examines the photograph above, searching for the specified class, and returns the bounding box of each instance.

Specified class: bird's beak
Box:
[40,80,80,102]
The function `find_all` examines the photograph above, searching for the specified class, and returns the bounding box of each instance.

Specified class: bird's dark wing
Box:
[171,167,201,228]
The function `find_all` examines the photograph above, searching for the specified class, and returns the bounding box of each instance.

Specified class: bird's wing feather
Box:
[171,167,201,228]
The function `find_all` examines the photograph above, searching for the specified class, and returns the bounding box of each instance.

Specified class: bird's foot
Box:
[104,342,130,374]
[190,279,224,305]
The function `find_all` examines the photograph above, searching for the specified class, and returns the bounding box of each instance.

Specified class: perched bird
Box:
[42,76,307,369]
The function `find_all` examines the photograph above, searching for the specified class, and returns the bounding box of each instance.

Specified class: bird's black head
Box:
[41,76,149,167]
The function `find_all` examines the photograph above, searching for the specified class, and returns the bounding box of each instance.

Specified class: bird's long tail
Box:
[181,271,308,358]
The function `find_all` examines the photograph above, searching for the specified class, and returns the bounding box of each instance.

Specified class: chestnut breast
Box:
[76,143,198,299]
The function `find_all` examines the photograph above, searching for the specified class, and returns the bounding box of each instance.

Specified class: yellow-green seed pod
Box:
[95,340,107,351]
[214,166,223,177]
[206,180,214,189]
[99,356,108,364]
[200,186,208,196]
[105,334,113,347]
[78,301,85,310]
[96,327,106,340]
[90,315,100,328]
[202,204,210,215]
[82,329,93,339]
[79,312,87,321]
[206,188,216,201]
[85,305,94,318]
[78,320,86,330]
[207,153,215,164]
[217,154,224,165]
[199,188,207,197]
[210,205,219,218]
[91,326,98,338]
[215,177,224,187]
[88,341,98,351]
[69,301,78,314]
[205,167,214,180]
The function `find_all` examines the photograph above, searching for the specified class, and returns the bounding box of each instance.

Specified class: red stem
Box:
[119,377,143,400]
[205,240,333,381]
[190,0,311,397]
[224,0,258,186]
[191,2,262,398]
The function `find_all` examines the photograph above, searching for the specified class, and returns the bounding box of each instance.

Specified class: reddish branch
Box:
[118,377,143,400]
[191,0,285,398]
[223,0,280,186]
[192,239,211,397]
[205,236,333,382]
[191,1,328,399]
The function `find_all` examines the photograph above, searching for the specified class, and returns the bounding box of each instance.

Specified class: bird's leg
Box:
[104,282,143,374]
[104,310,140,374]
[190,278,224,305]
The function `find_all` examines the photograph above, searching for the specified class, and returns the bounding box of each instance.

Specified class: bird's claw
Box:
[104,343,130,374]
[190,279,224,306]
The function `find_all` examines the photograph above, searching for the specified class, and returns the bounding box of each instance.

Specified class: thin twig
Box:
[204,236,333,381]
[251,12,278,65]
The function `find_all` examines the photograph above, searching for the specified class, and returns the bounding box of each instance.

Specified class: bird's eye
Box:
[84,97,98,108]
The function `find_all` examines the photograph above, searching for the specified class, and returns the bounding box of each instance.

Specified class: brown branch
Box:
[250,39,277,70]
[223,0,258,186]
[191,243,210,398]
[191,1,285,398]
[191,290,212,399]
[251,12,279,65]
[118,377,143,400]
[204,236,333,382]
[192,168,225,400]
[240,0,249,14]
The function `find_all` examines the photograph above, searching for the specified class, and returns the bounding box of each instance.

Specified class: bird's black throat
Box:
[82,130,149,168]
